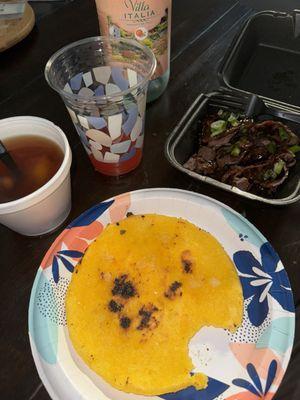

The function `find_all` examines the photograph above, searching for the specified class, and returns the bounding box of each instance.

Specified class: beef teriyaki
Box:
[184,110,300,196]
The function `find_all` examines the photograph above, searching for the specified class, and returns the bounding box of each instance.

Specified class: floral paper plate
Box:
[28,188,295,400]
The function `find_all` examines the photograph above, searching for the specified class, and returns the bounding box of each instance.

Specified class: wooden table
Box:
[0,0,299,398]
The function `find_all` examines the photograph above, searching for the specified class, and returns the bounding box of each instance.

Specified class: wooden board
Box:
[0,2,35,52]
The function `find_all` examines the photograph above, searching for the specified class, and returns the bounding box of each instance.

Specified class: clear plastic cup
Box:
[45,36,156,176]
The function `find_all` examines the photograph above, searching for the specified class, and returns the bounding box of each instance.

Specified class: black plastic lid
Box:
[219,10,300,111]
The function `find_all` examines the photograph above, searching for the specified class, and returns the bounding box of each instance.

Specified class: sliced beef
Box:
[198,146,216,161]
[184,111,299,196]
[279,151,297,167]
[183,155,197,171]
[207,127,239,148]
[232,177,251,192]
[184,146,216,175]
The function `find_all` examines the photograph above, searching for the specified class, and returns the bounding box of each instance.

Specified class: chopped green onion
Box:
[217,109,231,120]
[263,169,276,181]
[289,145,300,154]
[267,141,277,154]
[263,160,286,181]
[231,145,241,157]
[273,159,285,176]
[210,120,227,137]
[279,127,288,141]
[228,113,239,127]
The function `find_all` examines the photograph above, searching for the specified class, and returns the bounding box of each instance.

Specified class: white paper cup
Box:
[0,117,72,236]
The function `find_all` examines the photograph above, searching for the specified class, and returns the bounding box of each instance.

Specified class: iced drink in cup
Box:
[45,36,156,176]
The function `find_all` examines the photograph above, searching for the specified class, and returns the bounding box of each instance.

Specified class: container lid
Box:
[0,3,35,52]
[218,10,300,111]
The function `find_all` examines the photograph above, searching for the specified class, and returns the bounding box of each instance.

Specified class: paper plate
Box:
[29,188,295,400]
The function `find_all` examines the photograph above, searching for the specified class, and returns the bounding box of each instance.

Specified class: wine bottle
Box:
[95,0,172,102]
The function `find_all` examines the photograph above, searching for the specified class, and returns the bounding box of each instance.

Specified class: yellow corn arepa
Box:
[66,214,243,395]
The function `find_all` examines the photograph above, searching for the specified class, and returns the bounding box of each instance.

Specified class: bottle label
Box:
[96,0,171,79]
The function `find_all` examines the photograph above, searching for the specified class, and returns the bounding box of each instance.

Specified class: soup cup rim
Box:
[0,116,72,214]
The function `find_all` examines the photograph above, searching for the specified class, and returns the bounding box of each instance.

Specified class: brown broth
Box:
[0,135,64,203]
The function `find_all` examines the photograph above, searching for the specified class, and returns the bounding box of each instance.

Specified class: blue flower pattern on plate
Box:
[67,200,114,228]
[52,249,83,284]
[234,242,294,327]
[233,360,277,397]
[160,377,229,400]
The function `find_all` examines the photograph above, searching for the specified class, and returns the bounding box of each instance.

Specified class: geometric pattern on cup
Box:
[138,94,147,119]
[78,115,89,129]
[78,87,94,99]
[91,145,104,162]
[66,107,78,124]
[93,66,111,84]
[87,116,107,130]
[135,134,144,149]
[106,83,122,96]
[94,85,105,96]
[120,147,136,162]
[104,152,120,163]
[82,71,93,87]
[89,140,102,151]
[108,114,122,140]
[130,116,143,141]
[64,83,72,94]
[111,67,129,91]
[65,67,140,99]
[122,106,138,135]
[70,72,83,91]
[127,68,138,87]
[110,140,131,154]
[64,66,147,164]
[86,129,112,147]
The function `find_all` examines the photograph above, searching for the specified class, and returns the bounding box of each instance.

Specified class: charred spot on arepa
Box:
[108,299,124,313]
[164,281,182,299]
[137,304,159,330]
[112,274,137,299]
[120,316,131,329]
[181,250,193,273]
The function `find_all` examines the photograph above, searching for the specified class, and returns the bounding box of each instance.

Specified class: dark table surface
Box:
[0,0,299,399]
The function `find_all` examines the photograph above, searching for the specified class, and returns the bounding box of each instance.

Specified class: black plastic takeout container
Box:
[165,10,300,205]
[219,10,300,111]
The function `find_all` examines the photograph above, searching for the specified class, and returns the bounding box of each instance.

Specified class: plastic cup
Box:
[0,117,72,236]
[45,36,156,176]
